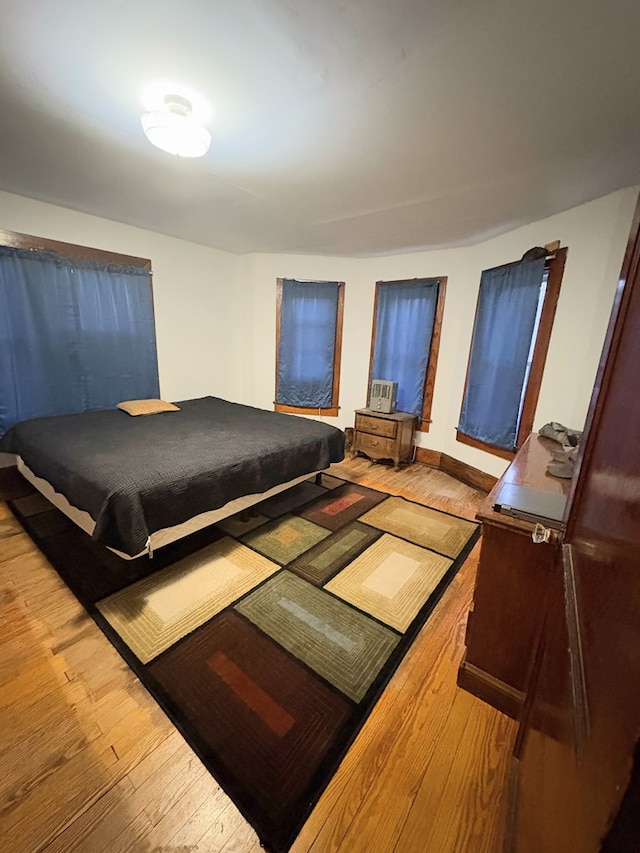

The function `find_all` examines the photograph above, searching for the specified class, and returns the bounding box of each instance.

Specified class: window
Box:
[457,248,567,459]
[275,278,344,416]
[0,229,158,436]
[368,277,446,431]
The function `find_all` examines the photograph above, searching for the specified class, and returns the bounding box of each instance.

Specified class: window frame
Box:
[274,277,345,417]
[367,276,447,432]
[0,228,152,270]
[0,228,157,435]
[0,227,155,359]
[456,247,567,460]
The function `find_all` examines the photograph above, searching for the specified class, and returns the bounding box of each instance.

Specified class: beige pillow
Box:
[117,399,180,416]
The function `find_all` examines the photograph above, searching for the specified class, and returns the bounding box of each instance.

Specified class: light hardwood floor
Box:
[0,458,515,852]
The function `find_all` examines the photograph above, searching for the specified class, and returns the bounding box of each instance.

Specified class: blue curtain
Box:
[276,279,339,408]
[371,279,439,417]
[458,257,546,450]
[0,247,160,436]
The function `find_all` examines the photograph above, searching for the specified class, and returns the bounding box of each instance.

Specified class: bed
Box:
[0,396,345,559]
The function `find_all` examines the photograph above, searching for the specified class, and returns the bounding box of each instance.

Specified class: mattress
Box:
[16,457,320,560]
[0,396,345,557]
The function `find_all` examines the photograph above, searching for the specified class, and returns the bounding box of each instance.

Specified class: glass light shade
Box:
[141,95,211,158]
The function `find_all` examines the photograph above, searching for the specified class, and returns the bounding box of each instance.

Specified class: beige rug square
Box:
[325,533,453,632]
[359,496,478,558]
[97,537,279,663]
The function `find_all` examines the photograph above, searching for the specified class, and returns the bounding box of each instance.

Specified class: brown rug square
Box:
[148,610,352,844]
[297,482,388,531]
[290,520,382,585]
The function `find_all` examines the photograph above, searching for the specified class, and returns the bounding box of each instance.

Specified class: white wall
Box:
[0,191,244,403]
[2,187,637,480]
[242,187,638,478]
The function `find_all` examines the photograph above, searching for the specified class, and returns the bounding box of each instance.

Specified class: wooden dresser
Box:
[504,197,640,852]
[457,433,571,718]
[352,409,416,470]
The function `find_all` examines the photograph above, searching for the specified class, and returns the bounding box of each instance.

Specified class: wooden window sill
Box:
[274,404,339,417]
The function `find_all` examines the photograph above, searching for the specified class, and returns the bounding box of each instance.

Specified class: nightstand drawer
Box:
[355,432,395,456]
[355,414,397,438]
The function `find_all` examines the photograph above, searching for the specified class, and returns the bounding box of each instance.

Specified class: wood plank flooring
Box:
[0,458,515,852]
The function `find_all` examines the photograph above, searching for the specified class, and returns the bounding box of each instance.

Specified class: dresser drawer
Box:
[355,414,397,438]
[355,432,395,457]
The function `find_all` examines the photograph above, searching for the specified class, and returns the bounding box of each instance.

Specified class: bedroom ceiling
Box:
[1,0,639,257]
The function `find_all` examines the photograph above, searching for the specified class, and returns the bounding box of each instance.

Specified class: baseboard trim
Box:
[457,659,524,719]
[414,447,497,493]
[414,446,442,468]
[439,453,498,492]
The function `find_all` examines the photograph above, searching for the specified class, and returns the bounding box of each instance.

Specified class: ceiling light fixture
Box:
[141,94,211,158]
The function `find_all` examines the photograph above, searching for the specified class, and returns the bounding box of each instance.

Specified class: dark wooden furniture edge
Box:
[457,658,524,719]
[477,433,570,525]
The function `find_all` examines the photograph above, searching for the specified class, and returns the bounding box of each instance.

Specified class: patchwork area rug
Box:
[9,474,480,853]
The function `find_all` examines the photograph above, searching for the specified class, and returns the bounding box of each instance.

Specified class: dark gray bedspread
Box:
[0,396,345,556]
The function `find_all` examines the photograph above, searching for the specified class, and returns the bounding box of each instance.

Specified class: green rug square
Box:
[240,514,331,565]
[235,570,400,702]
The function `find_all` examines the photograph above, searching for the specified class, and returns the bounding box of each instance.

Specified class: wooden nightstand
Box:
[353,409,416,470]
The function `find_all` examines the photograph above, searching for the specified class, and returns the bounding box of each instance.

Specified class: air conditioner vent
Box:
[369,379,398,413]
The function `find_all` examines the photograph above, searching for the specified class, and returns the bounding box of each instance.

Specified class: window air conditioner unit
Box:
[369,379,398,414]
